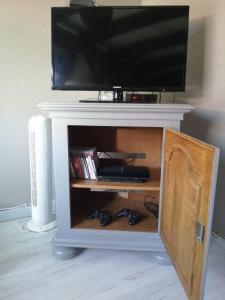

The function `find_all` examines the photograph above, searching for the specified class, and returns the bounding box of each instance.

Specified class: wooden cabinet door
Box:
[160,129,219,300]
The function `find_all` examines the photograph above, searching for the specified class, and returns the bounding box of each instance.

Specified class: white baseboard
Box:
[52,199,56,214]
[211,233,225,251]
[0,205,31,222]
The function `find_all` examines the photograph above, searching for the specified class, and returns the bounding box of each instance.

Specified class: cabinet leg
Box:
[52,245,78,260]
[152,252,171,265]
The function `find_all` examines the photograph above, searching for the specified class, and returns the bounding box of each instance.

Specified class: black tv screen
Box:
[52,6,189,92]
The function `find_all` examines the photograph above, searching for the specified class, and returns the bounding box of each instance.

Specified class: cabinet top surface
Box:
[38,102,194,113]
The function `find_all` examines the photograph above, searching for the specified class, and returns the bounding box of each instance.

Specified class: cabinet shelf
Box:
[71,193,158,232]
[70,179,160,191]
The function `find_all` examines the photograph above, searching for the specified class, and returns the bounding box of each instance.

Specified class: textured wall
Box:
[0,0,141,209]
[142,0,225,237]
[0,0,96,208]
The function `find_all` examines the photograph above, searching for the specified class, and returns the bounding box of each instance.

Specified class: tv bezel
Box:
[51,6,189,92]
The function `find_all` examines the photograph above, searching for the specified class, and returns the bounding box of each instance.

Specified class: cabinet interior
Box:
[68,126,163,233]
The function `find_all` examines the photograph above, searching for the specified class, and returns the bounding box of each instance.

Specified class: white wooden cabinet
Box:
[39,103,219,300]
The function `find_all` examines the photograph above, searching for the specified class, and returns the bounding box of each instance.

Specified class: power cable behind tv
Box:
[70,0,97,6]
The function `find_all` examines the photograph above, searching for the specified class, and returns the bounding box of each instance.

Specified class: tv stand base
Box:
[52,245,79,260]
[52,243,170,265]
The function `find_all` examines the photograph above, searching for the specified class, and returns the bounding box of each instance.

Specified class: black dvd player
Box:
[97,165,150,183]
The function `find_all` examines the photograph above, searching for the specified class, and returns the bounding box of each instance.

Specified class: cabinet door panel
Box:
[160,129,219,300]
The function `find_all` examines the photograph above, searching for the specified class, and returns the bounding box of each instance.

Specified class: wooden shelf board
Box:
[71,193,158,233]
[70,179,160,191]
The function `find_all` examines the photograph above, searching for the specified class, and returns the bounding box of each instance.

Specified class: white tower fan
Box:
[27,116,56,232]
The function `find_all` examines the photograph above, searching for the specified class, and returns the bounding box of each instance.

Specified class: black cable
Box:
[97,91,101,101]
[98,151,112,159]
[144,194,159,219]
[173,92,176,103]
[125,157,135,166]
[159,92,162,103]
[127,91,134,102]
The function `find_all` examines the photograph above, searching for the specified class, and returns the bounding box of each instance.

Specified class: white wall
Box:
[0,0,96,209]
[142,0,225,237]
[0,0,140,209]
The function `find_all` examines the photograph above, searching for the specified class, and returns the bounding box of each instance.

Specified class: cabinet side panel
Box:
[52,120,71,232]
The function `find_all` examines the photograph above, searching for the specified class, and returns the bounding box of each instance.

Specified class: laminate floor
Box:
[0,218,225,300]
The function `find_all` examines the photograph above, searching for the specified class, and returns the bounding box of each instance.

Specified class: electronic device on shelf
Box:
[79,94,157,104]
[79,101,154,104]
[87,209,111,226]
[97,165,150,183]
[126,93,158,103]
[115,208,140,225]
[51,6,189,102]
[79,100,121,103]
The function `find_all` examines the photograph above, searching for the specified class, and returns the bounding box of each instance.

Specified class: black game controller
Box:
[87,209,111,226]
[115,208,140,225]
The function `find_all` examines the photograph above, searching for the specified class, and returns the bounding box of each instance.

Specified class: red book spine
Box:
[78,153,86,179]
[73,153,82,179]
[69,153,76,178]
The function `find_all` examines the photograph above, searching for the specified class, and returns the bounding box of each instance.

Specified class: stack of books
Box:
[69,147,98,180]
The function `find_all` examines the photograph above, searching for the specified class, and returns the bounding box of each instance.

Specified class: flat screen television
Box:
[51,6,189,92]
